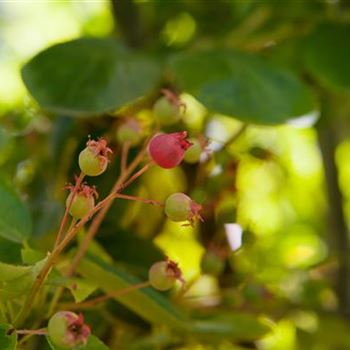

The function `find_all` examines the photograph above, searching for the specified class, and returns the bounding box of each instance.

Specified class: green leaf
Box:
[67,278,98,303]
[21,246,46,264]
[0,257,47,299]
[0,262,31,282]
[169,50,315,125]
[0,324,17,350]
[22,38,161,117]
[0,238,22,264]
[0,178,32,243]
[78,255,189,329]
[47,335,109,350]
[305,23,350,92]
[191,313,270,341]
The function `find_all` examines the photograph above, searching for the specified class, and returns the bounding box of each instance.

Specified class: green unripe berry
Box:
[200,251,225,276]
[78,147,107,177]
[153,96,182,125]
[149,261,176,291]
[66,192,95,220]
[164,193,191,222]
[48,311,90,349]
[184,138,202,163]
[116,119,142,146]
[78,138,112,177]
[164,192,203,225]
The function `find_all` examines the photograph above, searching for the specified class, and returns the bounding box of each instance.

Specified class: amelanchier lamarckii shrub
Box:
[7,109,205,349]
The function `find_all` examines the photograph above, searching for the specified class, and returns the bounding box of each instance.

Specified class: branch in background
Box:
[316,98,350,318]
[110,0,143,48]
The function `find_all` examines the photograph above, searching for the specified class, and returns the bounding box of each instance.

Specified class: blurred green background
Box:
[2,1,350,349]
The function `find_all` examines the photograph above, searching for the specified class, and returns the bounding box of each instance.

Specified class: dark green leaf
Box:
[305,23,350,92]
[191,313,270,341]
[169,50,315,124]
[22,38,161,117]
[47,335,109,350]
[0,178,32,243]
[0,324,17,350]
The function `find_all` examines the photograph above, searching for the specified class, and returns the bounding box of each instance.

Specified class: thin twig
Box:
[66,153,151,278]
[15,328,47,335]
[54,172,84,248]
[46,155,150,317]
[121,141,131,175]
[115,193,163,207]
[60,281,150,310]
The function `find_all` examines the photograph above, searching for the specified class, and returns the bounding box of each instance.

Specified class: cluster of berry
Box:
[46,91,209,349]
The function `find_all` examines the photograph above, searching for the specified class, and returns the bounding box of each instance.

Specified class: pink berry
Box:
[148,132,192,169]
[47,311,90,349]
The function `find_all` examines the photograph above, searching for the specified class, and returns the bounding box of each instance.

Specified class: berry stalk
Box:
[54,172,84,248]
[59,281,150,310]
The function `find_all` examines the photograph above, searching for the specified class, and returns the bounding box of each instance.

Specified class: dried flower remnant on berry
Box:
[48,311,90,349]
[164,192,203,226]
[148,258,184,291]
[79,138,113,176]
[161,89,186,113]
[65,182,98,219]
[148,131,192,168]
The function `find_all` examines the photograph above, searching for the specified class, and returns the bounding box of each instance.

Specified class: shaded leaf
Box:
[47,335,109,350]
[169,50,315,125]
[0,178,32,243]
[191,313,270,341]
[22,38,161,117]
[305,23,350,92]
[0,324,17,350]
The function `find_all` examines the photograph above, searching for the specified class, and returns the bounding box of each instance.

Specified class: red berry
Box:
[48,311,90,349]
[148,132,192,169]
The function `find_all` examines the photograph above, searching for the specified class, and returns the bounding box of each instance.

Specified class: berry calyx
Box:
[116,118,142,146]
[148,258,184,291]
[148,131,192,169]
[47,311,90,349]
[153,89,184,125]
[164,192,203,225]
[65,183,98,219]
[78,138,112,176]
